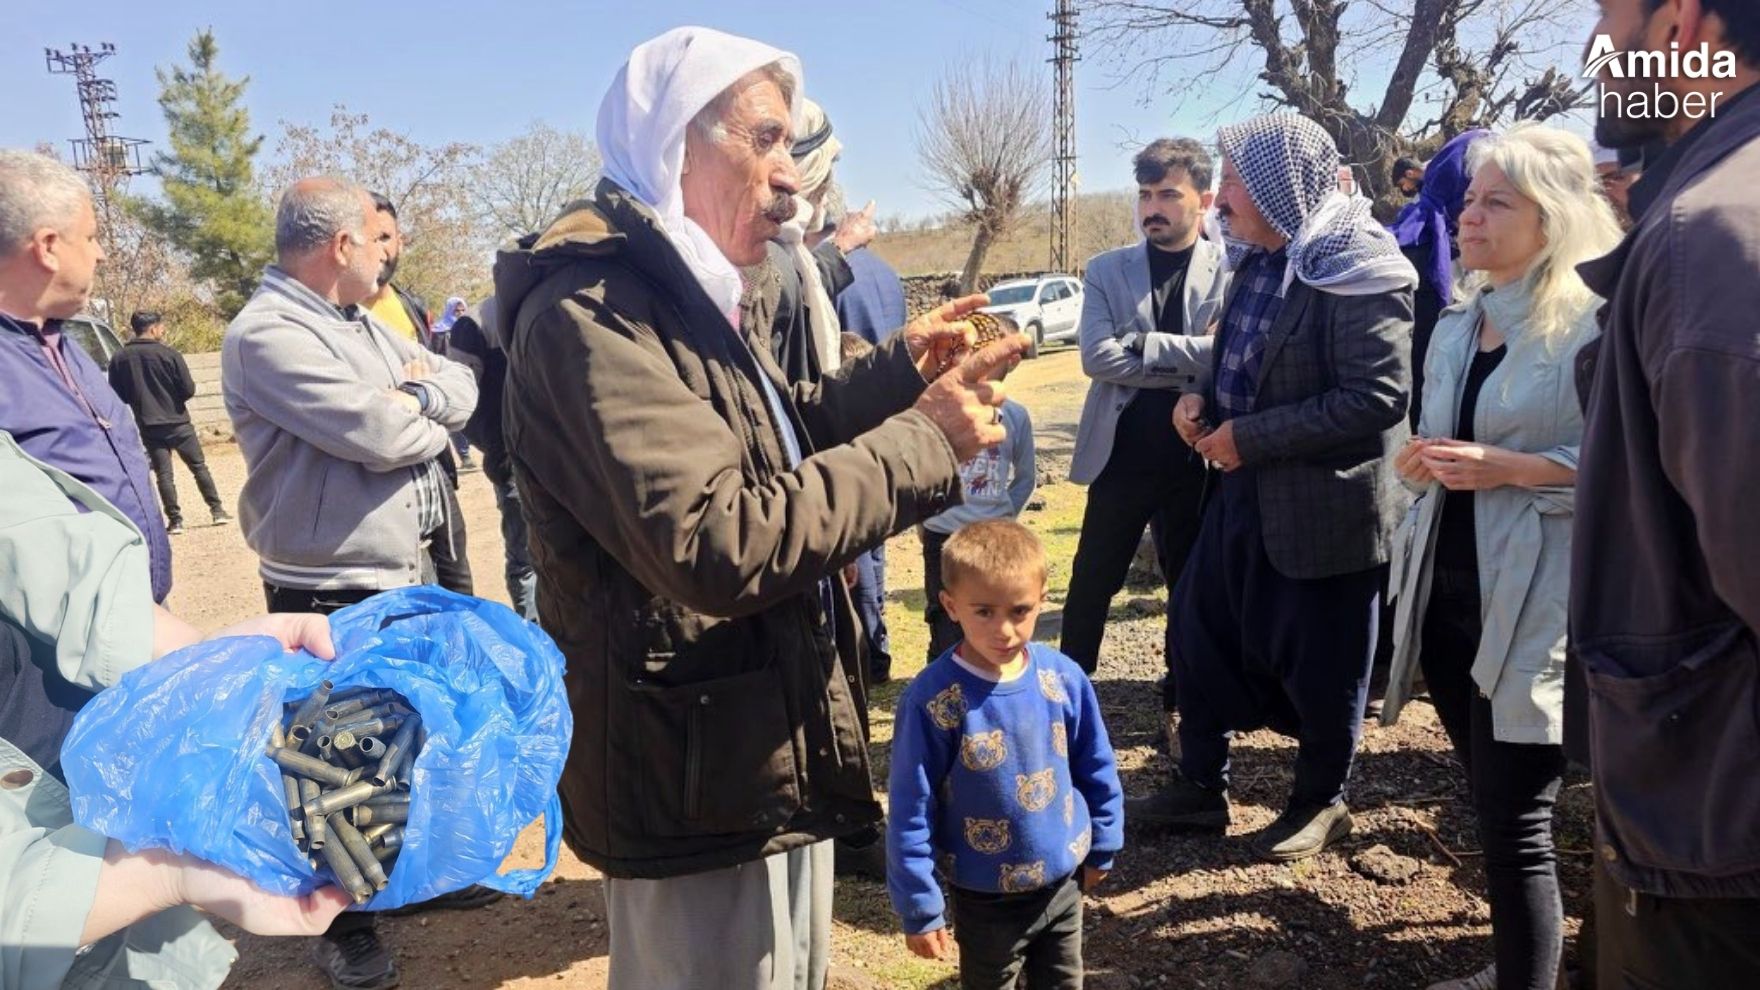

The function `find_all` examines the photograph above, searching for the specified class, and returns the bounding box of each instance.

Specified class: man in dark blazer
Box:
[1129,114,1416,863]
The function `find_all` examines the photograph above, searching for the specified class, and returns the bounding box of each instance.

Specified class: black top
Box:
[105,337,196,428]
[1434,344,1507,576]
[1149,241,1196,335]
[1109,243,1198,475]
[446,314,509,475]
[0,618,94,782]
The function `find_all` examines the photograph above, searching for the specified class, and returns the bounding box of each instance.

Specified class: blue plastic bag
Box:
[62,587,572,909]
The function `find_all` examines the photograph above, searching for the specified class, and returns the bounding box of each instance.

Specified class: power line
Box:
[44,42,149,238]
[1048,0,1078,273]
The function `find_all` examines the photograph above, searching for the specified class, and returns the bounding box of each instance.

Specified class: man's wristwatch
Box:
[1118,331,1144,354]
[396,381,432,414]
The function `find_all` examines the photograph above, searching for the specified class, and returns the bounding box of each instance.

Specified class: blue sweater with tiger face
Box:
[886,643,1124,935]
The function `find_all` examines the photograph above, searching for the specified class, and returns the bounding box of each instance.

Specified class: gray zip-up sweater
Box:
[222,266,477,590]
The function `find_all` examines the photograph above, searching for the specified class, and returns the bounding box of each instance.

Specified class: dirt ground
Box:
[163,346,1595,989]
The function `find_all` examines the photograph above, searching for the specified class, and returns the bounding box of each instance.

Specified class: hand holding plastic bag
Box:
[63,587,572,910]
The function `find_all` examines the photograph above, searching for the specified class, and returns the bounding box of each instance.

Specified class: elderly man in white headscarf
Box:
[494,26,1026,990]
[1127,113,1418,865]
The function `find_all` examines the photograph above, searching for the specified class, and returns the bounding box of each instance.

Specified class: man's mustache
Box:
[762,192,796,224]
[1143,215,1169,226]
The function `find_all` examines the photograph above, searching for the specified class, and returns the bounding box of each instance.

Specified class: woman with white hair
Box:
[1382,124,1623,990]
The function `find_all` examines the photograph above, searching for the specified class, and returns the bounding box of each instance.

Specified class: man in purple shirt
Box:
[0,150,172,602]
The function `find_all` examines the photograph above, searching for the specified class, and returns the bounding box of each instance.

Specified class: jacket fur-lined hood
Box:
[492,184,630,318]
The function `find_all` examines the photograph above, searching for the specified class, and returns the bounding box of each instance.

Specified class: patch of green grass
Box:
[831,878,962,988]
[873,477,1090,722]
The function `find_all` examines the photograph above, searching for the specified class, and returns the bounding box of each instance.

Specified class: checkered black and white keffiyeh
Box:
[1217,114,1417,297]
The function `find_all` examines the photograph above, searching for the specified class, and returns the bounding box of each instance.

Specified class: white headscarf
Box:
[778,98,844,373]
[596,26,805,326]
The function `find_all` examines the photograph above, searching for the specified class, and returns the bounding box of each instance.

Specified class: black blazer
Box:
[1208,277,1414,579]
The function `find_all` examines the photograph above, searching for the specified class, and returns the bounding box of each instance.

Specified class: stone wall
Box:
[184,351,233,441]
[900,271,1040,319]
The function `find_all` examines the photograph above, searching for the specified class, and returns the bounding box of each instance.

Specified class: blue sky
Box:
[2,0,1592,222]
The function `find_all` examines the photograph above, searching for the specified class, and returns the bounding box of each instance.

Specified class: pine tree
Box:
[137,30,273,318]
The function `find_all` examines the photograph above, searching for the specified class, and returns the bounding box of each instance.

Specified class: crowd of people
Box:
[0,1,1756,989]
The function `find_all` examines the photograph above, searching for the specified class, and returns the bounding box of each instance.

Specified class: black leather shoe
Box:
[1250,802,1353,862]
[1125,776,1229,831]
[312,926,399,990]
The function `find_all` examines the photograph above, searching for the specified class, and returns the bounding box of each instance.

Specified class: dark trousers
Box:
[262,583,378,616]
[853,544,891,678]
[1593,857,1760,989]
[1171,471,1382,808]
[950,875,1083,990]
[427,481,473,596]
[483,454,536,622]
[921,528,962,661]
[141,423,223,526]
[1061,453,1206,707]
[1421,568,1566,990]
[262,582,382,939]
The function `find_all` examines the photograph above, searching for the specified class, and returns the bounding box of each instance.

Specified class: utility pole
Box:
[1048,0,1078,273]
[45,42,149,239]
[45,42,149,322]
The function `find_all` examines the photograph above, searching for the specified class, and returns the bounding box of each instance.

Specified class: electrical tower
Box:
[1048,0,1078,273]
[45,42,149,237]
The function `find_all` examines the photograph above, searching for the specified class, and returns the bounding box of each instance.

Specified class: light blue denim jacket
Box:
[0,431,236,989]
[1382,277,1598,744]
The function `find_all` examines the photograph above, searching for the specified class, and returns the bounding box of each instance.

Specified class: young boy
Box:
[919,351,1035,661]
[888,520,1123,989]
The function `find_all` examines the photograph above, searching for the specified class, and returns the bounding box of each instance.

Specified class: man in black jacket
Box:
[444,297,537,620]
[107,311,230,534]
[1572,2,1760,984]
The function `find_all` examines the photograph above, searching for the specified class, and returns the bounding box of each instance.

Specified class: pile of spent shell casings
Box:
[264,681,421,904]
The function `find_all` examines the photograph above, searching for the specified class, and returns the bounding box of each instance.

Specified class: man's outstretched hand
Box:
[902,293,992,381]
[912,332,1030,462]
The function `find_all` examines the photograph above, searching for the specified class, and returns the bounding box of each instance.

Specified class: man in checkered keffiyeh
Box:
[1129,113,1416,866]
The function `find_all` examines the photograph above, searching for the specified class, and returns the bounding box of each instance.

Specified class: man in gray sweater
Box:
[221,176,478,990]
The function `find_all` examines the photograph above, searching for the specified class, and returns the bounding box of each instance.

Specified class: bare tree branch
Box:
[915,57,1052,292]
[470,122,601,239]
[266,106,489,304]
[1090,0,1595,213]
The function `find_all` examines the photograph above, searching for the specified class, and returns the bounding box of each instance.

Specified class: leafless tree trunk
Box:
[916,57,1052,293]
[957,225,996,295]
[1089,0,1590,214]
